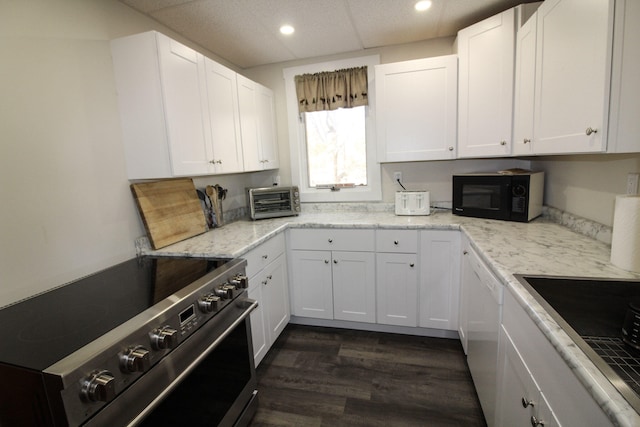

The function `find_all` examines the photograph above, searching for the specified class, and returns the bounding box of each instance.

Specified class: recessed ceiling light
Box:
[415,0,432,12]
[280,25,295,35]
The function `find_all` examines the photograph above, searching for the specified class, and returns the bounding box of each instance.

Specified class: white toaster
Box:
[395,191,430,216]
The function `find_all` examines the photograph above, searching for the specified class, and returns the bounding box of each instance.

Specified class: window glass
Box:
[304,106,367,188]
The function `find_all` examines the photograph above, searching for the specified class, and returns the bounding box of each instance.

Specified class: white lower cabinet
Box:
[245,234,290,366]
[497,288,611,427]
[375,230,419,327]
[458,234,471,354]
[497,326,560,427]
[376,252,418,326]
[290,228,462,333]
[419,230,460,330]
[289,229,376,323]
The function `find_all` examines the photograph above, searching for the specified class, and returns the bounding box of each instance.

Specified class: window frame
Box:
[283,56,381,203]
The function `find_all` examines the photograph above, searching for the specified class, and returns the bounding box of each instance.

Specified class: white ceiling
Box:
[121,0,538,69]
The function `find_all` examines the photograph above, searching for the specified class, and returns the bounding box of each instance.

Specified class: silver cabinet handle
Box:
[463,250,468,255]
[523,138,531,144]
[410,263,415,268]
[328,238,333,243]
[530,415,544,426]
[324,260,329,264]
[586,127,598,136]
[522,397,535,408]
[262,280,268,285]
[262,254,268,260]
[500,140,507,146]
[333,259,338,264]
[448,146,454,151]
[394,240,399,245]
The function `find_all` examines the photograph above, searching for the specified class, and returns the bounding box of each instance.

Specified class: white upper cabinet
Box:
[111,31,212,179]
[608,0,640,153]
[532,0,613,155]
[111,31,278,179]
[375,55,458,161]
[512,12,537,156]
[203,58,244,174]
[457,7,516,158]
[238,75,279,172]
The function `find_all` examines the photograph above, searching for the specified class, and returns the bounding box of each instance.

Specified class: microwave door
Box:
[457,180,511,220]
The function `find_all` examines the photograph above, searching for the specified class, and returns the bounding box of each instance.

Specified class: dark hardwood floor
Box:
[249,324,486,427]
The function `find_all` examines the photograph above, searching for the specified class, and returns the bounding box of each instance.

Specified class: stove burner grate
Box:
[583,336,640,396]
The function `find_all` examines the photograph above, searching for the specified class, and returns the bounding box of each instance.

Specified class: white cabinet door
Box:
[111,31,211,179]
[497,327,562,427]
[155,34,211,177]
[238,75,279,171]
[248,283,268,365]
[332,251,376,323]
[458,7,515,158]
[532,0,612,154]
[246,235,289,367]
[419,231,460,331]
[608,0,640,153]
[512,12,537,156]
[262,254,290,341]
[376,252,418,327]
[203,58,243,173]
[256,84,280,169]
[458,236,471,354]
[496,326,540,427]
[375,55,458,161]
[290,250,334,319]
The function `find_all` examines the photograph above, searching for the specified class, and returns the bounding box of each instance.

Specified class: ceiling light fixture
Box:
[280,25,295,35]
[414,0,432,12]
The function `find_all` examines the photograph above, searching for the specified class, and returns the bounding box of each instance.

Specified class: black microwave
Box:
[452,171,544,222]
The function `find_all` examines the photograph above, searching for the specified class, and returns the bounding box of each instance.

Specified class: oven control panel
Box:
[54,259,248,427]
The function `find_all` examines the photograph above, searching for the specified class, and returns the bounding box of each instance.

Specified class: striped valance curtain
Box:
[294,66,368,113]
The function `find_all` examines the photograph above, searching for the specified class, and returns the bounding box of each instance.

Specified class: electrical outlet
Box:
[627,173,639,194]
[393,172,402,182]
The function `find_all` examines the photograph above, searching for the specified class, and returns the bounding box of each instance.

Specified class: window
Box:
[305,106,367,188]
[283,56,381,203]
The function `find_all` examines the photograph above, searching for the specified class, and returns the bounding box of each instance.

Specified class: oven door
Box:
[453,176,512,221]
[85,298,258,427]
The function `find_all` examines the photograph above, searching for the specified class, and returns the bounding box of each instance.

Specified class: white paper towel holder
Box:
[610,194,640,273]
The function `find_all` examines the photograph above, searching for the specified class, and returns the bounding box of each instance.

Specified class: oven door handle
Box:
[128,298,258,426]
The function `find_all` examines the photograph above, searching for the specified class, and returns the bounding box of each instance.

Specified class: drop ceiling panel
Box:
[244,0,363,60]
[347,0,447,47]
[119,0,540,69]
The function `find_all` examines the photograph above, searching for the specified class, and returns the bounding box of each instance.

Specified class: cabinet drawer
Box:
[289,228,375,252]
[376,229,418,253]
[244,233,285,279]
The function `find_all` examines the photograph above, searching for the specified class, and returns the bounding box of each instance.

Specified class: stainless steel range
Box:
[0,256,258,426]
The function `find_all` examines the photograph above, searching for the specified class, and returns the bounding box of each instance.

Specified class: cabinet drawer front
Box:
[376,229,418,253]
[244,233,285,279]
[289,228,375,251]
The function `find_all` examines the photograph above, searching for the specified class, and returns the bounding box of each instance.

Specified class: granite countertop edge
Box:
[142,211,640,426]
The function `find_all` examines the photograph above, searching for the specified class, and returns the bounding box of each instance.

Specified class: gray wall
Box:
[0,0,254,307]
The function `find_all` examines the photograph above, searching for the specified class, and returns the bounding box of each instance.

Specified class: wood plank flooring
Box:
[249,324,486,427]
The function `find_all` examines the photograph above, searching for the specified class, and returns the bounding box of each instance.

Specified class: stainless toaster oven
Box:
[247,186,300,220]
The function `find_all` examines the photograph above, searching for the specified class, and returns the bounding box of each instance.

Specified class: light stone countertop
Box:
[142,211,640,426]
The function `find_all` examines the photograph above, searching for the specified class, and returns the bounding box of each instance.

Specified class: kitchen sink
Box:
[515,275,640,414]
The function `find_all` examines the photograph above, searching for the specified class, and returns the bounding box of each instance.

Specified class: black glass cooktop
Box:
[0,257,225,371]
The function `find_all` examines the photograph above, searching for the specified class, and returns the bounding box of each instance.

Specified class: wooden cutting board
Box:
[131,178,208,249]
